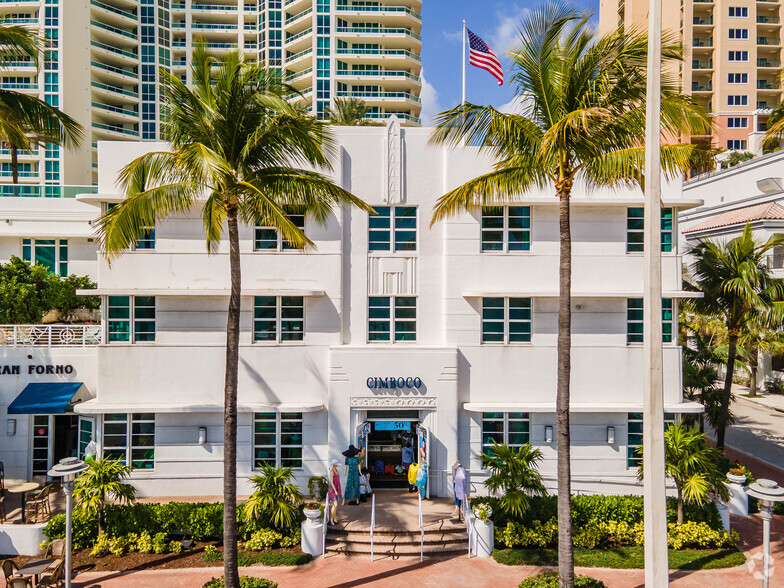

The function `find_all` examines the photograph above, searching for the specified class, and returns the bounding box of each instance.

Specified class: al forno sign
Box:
[366,376,422,390]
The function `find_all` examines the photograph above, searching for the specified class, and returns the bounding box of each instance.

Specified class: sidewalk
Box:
[740,390,784,413]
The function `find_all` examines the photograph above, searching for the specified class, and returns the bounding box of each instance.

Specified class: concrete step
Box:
[325,539,469,556]
[327,530,467,545]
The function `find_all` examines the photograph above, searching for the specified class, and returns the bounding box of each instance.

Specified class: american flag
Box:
[467,28,503,86]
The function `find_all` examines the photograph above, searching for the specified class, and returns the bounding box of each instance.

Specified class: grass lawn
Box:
[493,546,746,570]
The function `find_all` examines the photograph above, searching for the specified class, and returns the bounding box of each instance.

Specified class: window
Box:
[727,117,748,128]
[368,296,416,342]
[135,228,155,250]
[626,298,675,344]
[728,30,748,40]
[481,297,532,343]
[254,208,305,251]
[32,415,49,476]
[727,139,748,150]
[728,50,749,61]
[481,412,530,457]
[368,206,417,252]
[727,95,748,106]
[102,413,155,469]
[22,238,68,277]
[107,296,156,343]
[728,73,748,84]
[253,412,303,469]
[627,412,675,467]
[481,206,531,251]
[253,296,304,342]
[626,208,674,253]
[729,6,748,17]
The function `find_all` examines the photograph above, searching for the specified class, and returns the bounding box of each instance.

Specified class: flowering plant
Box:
[473,503,493,524]
[727,463,753,485]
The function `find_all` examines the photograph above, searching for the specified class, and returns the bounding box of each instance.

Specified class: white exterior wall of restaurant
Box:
[0,122,699,497]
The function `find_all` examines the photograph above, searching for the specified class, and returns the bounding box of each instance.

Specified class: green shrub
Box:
[44,510,98,550]
[519,572,606,587]
[108,536,130,556]
[202,544,222,562]
[244,529,283,551]
[168,540,183,554]
[279,528,300,548]
[136,531,153,554]
[255,552,312,566]
[667,522,738,550]
[152,532,168,554]
[497,519,558,549]
[189,503,224,540]
[202,577,278,588]
[89,532,112,557]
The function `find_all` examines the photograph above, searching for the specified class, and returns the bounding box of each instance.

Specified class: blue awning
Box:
[7,382,86,414]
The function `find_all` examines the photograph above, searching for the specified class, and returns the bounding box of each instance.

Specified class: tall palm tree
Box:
[429,4,709,584]
[324,97,381,126]
[689,223,784,449]
[0,21,82,184]
[96,46,371,588]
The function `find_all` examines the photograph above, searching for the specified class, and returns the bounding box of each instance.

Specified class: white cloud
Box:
[498,95,527,114]
[419,69,443,127]
[490,6,527,54]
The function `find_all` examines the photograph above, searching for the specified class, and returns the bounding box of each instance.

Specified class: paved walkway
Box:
[70,513,784,588]
[334,491,463,533]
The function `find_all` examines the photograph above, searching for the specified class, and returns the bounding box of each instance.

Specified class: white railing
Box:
[463,499,474,558]
[417,491,424,562]
[370,493,376,562]
[0,324,102,347]
[321,484,329,558]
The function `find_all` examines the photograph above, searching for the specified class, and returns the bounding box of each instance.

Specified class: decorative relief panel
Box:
[384,115,403,204]
[351,396,437,408]
[368,256,418,295]
[329,366,349,382]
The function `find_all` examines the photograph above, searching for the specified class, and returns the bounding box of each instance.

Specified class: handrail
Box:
[370,493,376,562]
[463,498,474,557]
[417,491,423,562]
[321,472,329,558]
[0,324,102,347]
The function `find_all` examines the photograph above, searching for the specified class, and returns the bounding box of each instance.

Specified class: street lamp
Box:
[48,457,89,588]
[746,478,784,588]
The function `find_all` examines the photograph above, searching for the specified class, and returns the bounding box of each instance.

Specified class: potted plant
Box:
[308,475,328,500]
[471,502,494,557]
[303,502,323,523]
[727,466,750,485]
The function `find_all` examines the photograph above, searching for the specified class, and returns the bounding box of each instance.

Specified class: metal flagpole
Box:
[642,0,669,581]
[462,19,467,105]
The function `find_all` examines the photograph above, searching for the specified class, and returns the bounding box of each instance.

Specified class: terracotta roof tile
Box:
[683,201,784,234]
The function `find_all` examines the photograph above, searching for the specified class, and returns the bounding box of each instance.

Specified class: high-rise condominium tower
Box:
[0,0,423,187]
[599,0,783,153]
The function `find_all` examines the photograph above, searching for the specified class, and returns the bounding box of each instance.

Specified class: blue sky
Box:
[419,0,599,123]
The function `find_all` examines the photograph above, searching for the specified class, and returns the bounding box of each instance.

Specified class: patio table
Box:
[16,557,55,585]
[6,482,40,524]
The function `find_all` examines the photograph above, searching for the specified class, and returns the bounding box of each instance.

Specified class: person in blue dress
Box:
[342,444,362,505]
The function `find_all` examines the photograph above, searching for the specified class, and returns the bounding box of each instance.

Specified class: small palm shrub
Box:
[478,441,547,518]
[243,464,303,531]
[73,457,136,532]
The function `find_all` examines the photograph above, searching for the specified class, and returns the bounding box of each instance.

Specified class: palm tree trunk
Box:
[748,348,759,397]
[556,180,574,587]
[223,206,241,588]
[11,144,18,184]
[677,486,684,525]
[716,332,738,451]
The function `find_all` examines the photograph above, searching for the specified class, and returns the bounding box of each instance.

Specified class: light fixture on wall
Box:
[606,426,615,445]
[198,426,207,445]
[544,425,553,444]
[7,418,16,436]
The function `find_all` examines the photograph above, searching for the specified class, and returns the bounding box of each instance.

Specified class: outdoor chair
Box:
[7,577,33,588]
[0,495,5,523]
[2,560,29,585]
[25,485,51,523]
[37,560,64,588]
[0,461,5,495]
[46,539,65,560]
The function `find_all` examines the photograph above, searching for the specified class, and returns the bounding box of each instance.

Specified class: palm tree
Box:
[637,423,728,524]
[689,223,784,450]
[244,464,304,531]
[73,457,136,533]
[96,46,371,588]
[478,441,547,518]
[0,21,82,185]
[429,5,709,583]
[324,97,381,126]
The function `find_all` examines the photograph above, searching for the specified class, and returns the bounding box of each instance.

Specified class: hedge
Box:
[519,572,606,588]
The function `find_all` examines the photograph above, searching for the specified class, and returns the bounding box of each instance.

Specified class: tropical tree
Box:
[324,97,381,126]
[429,4,709,583]
[688,223,784,450]
[73,457,136,532]
[637,423,729,524]
[244,464,304,531]
[0,21,82,184]
[96,46,371,588]
[478,442,547,518]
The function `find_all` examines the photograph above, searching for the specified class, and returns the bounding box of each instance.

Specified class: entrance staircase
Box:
[324,492,469,558]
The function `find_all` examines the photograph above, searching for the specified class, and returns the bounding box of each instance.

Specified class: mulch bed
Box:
[2,542,307,573]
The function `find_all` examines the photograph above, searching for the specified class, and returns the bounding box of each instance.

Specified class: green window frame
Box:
[481,412,530,458]
[368,206,417,252]
[481,206,531,252]
[108,204,154,250]
[254,207,305,251]
[102,413,155,470]
[627,412,675,468]
[368,296,416,342]
[22,238,68,277]
[253,412,303,469]
[107,296,156,343]
[253,296,304,342]
[626,207,674,253]
[482,297,532,343]
[626,298,675,344]
[32,415,50,476]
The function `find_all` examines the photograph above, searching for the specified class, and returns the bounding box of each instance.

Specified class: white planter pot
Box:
[725,482,749,517]
[472,519,494,558]
[716,502,731,531]
[303,508,322,523]
[300,519,323,556]
[727,473,747,485]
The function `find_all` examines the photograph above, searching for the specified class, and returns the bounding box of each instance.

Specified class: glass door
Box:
[78,416,96,459]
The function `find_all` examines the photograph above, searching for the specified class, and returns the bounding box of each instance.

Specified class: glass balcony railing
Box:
[285,7,312,24]
[91,101,139,117]
[692,60,713,69]
[758,36,781,45]
[91,0,137,20]
[693,17,714,25]
[90,20,138,41]
[336,48,421,61]
[284,67,312,82]
[285,47,313,62]
[691,82,713,91]
[336,27,421,41]
[0,185,98,198]
[91,41,138,61]
[91,60,138,79]
[336,90,421,103]
[285,27,313,44]
[364,112,421,124]
[92,122,140,137]
[336,69,421,82]
[757,15,780,23]
[91,81,139,98]
[335,5,421,19]
[692,38,713,47]
[759,58,781,67]
[0,82,38,90]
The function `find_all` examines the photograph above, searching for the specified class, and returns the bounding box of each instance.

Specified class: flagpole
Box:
[462,19,466,105]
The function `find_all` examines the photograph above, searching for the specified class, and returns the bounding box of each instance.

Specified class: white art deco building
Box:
[0,120,702,497]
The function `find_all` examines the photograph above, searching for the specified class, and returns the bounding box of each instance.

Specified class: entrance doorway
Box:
[53,415,78,464]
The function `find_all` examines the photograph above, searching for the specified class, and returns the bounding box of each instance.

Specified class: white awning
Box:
[462,401,704,414]
[77,288,325,297]
[74,400,325,414]
[463,291,703,299]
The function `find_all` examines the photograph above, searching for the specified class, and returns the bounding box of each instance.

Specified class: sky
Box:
[419,0,599,124]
